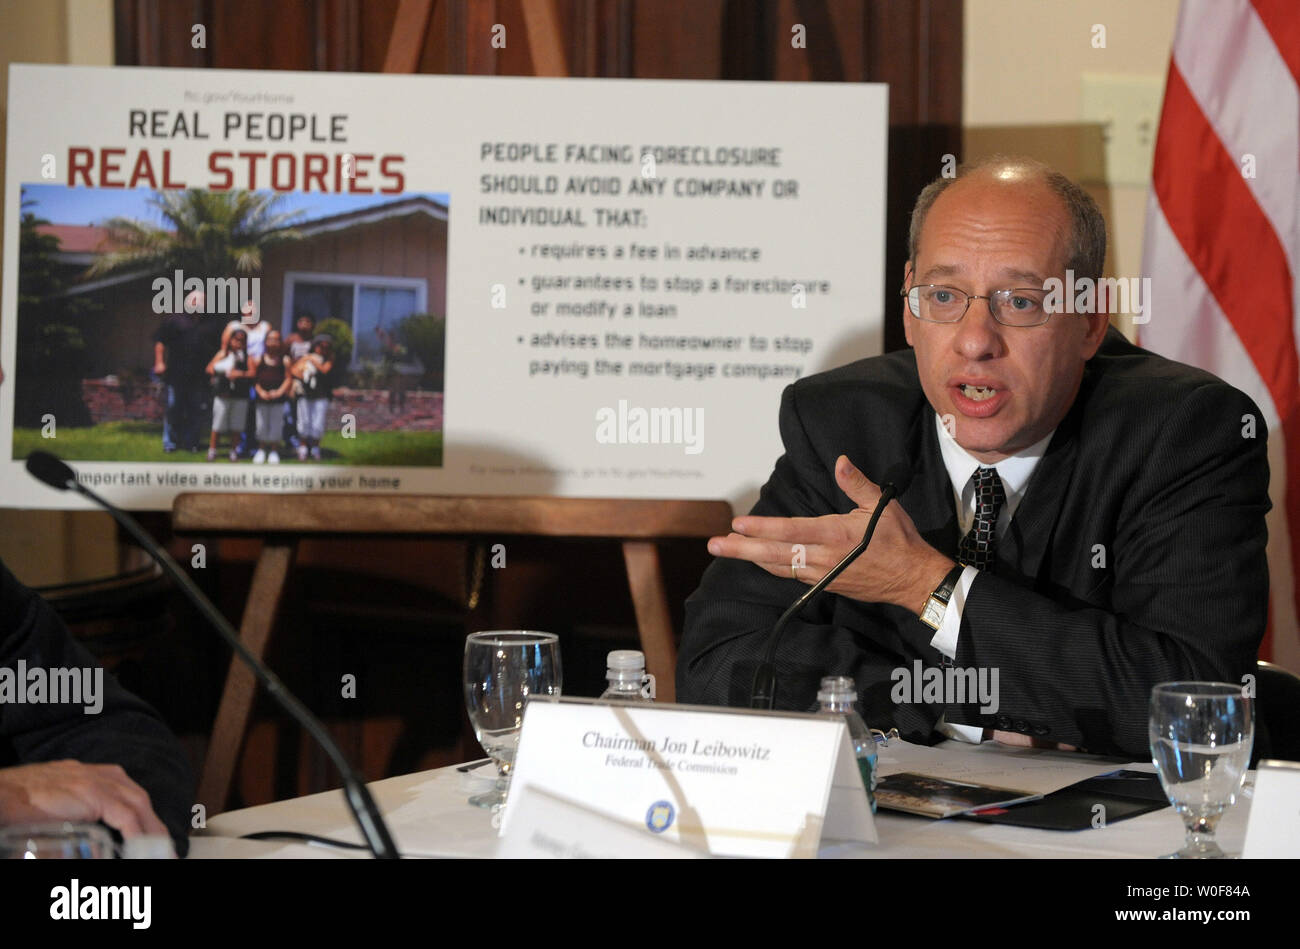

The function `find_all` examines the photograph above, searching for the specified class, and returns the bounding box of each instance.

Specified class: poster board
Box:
[2,65,887,510]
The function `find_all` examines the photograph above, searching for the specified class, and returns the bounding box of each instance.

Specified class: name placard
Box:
[1243,759,1300,858]
[501,697,876,858]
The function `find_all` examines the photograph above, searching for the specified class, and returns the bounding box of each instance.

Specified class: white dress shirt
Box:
[929,414,1054,742]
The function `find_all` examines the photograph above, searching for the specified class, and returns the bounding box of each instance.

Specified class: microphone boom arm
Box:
[749,483,900,710]
[42,461,400,859]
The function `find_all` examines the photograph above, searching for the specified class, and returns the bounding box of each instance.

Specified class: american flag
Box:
[1141,0,1300,672]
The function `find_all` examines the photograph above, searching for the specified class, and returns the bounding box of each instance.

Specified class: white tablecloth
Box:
[190,748,1255,859]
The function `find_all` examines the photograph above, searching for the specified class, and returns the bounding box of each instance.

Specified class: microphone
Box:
[26,451,400,860]
[26,450,78,491]
[749,462,912,710]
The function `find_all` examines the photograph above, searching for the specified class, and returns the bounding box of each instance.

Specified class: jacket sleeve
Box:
[954,382,1270,757]
[0,561,196,855]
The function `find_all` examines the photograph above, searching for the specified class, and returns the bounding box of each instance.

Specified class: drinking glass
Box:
[0,822,115,859]
[463,630,561,808]
[1149,681,1253,859]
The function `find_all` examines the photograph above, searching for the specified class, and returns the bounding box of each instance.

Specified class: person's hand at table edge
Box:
[0,759,170,840]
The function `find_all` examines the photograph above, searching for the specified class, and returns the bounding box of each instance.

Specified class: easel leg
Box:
[197,540,296,815]
[622,540,677,704]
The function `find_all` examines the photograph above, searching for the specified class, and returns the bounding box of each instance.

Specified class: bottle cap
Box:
[606,650,645,673]
[817,675,857,705]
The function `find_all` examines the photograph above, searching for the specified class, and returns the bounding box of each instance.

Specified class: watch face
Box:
[921,598,945,629]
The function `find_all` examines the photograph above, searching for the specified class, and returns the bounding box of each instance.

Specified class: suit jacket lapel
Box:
[900,408,961,561]
[998,378,1088,586]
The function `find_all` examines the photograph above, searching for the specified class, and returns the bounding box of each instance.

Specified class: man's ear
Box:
[1081,312,1108,358]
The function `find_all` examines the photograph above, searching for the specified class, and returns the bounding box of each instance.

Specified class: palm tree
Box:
[89,189,302,278]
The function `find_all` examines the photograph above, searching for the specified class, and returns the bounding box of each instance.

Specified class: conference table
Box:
[188,741,1254,859]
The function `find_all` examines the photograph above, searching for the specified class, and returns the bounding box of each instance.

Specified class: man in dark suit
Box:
[0,558,194,855]
[677,157,1269,759]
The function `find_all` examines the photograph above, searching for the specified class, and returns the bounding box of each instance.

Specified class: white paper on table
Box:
[1243,759,1300,858]
[875,738,1131,795]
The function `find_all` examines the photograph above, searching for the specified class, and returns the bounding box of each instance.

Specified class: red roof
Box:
[36,224,125,253]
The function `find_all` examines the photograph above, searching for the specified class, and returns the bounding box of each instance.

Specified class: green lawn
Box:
[13,421,442,467]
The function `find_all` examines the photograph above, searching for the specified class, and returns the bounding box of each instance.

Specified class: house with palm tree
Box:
[35,187,448,432]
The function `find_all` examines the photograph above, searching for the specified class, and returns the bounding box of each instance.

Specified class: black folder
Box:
[959,769,1169,830]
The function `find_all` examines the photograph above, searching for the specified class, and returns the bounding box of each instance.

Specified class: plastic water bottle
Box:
[817,675,877,813]
[598,650,656,702]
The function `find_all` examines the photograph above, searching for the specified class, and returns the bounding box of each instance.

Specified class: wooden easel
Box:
[184,0,730,814]
[383,0,569,76]
[179,493,732,812]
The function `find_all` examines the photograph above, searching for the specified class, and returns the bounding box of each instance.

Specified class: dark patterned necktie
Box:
[957,466,1006,570]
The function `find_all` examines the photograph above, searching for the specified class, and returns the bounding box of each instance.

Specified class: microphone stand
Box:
[27,453,400,859]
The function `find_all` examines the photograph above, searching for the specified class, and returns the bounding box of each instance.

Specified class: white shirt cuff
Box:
[935,717,986,744]
[928,565,979,660]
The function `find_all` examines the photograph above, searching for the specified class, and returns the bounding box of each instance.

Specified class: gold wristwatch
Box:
[919,564,966,631]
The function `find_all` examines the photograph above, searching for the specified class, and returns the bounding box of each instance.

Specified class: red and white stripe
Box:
[1141,0,1300,672]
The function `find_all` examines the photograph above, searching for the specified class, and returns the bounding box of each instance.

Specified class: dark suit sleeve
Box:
[678,384,944,742]
[955,383,1269,757]
[0,562,195,855]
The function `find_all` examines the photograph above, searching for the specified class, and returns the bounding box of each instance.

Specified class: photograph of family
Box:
[11,185,448,467]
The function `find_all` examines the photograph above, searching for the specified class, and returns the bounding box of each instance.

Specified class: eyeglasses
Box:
[901,284,1052,327]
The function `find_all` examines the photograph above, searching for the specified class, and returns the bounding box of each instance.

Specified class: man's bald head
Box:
[908,157,1107,283]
